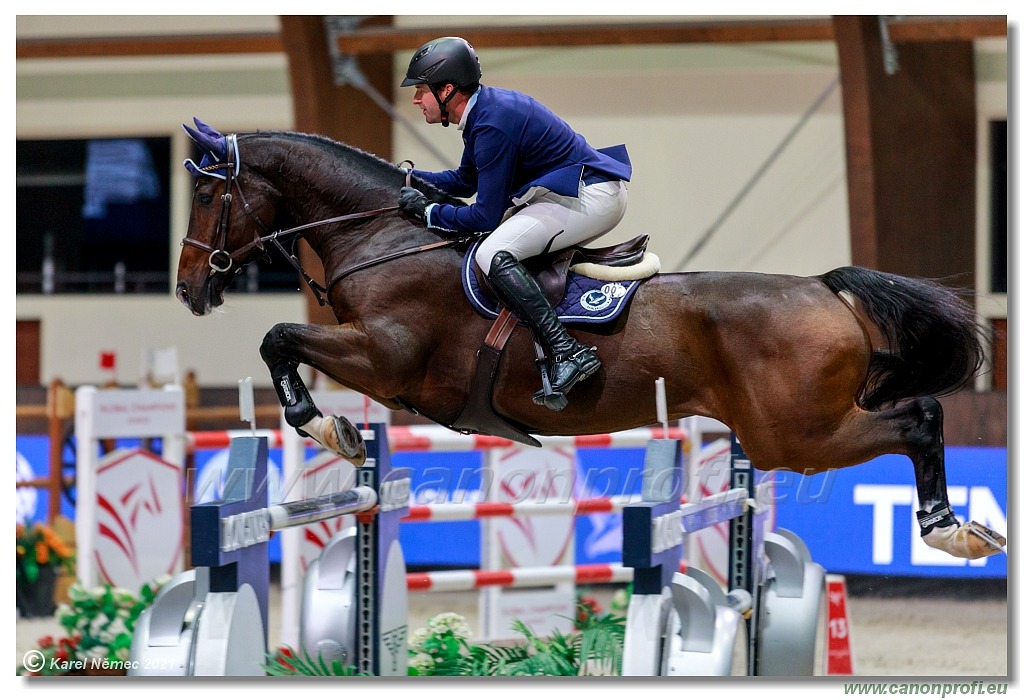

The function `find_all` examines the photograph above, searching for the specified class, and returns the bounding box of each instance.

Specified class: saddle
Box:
[477,233,651,307]
[449,233,653,446]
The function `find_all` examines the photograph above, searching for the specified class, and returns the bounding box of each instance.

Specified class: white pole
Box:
[238,377,256,435]
[74,386,99,587]
[655,377,669,434]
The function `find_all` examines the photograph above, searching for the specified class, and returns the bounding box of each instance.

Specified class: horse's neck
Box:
[251,135,456,292]
[280,167,391,224]
[269,166,442,280]
[261,151,392,252]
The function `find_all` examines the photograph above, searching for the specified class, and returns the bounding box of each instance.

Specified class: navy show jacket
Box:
[413,85,631,234]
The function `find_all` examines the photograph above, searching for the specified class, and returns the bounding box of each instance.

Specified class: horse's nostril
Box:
[175,281,189,303]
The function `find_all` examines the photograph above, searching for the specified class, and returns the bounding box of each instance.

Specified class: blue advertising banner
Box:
[572,447,647,564]
[392,450,484,568]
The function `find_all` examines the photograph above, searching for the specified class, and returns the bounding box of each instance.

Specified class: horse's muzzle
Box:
[176,280,217,316]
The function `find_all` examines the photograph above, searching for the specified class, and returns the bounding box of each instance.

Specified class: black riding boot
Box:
[487,251,601,409]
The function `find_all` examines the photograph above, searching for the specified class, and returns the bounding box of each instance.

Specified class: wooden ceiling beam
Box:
[15,33,283,60]
[15,17,1004,61]
[885,15,1006,42]
[334,19,835,54]
[333,16,1005,54]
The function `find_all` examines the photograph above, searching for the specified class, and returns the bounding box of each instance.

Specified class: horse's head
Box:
[177,119,466,316]
[176,118,282,315]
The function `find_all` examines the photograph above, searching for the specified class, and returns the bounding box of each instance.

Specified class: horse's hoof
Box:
[923,520,1006,559]
[323,415,367,466]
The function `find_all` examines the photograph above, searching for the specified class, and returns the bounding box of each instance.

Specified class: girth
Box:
[448,308,542,447]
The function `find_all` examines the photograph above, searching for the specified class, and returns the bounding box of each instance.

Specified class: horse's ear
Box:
[192,117,223,139]
[182,122,226,160]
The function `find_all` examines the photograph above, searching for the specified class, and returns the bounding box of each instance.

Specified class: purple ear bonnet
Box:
[182,117,234,178]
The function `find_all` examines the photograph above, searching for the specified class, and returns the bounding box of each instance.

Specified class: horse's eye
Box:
[198,194,214,205]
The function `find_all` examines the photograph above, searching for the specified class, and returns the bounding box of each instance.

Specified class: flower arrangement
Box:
[58,579,166,666]
[408,612,474,675]
[16,521,75,584]
[609,584,632,616]
[264,603,627,677]
[16,520,75,618]
[17,577,167,676]
[575,594,602,629]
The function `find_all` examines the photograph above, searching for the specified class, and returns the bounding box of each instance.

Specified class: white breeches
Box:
[474,180,628,275]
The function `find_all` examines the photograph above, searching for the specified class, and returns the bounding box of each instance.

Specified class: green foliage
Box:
[166,588,631,678]
[263,646,365,676]
[408,597,627,677]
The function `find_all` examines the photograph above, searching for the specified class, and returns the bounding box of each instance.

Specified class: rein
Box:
[183,142,477,306]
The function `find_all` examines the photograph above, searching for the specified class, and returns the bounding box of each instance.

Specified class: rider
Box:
[397,36,632,410]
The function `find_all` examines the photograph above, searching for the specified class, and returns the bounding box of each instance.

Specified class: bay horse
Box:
[176,119,1004,561]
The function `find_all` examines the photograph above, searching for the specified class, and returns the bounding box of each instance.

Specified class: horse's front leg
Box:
[259,321,394,466]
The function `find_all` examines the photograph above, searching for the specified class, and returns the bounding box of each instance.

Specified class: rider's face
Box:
[412,84,452,124]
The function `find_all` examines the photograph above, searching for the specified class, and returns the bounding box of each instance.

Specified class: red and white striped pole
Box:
[403,497,631,522]
[406,563,634,592]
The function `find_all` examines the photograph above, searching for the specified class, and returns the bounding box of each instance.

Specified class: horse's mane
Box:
[242,130,462,207]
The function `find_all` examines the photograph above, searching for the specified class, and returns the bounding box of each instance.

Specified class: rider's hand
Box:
[398,186,429,224]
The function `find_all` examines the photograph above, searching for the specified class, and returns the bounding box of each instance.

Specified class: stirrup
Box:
[533,342,569,411]
[531,343,601,411]
[533,383,569,411]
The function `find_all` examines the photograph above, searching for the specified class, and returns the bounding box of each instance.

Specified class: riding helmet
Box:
[401,37,482,88]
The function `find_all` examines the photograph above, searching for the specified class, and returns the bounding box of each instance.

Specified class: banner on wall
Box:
[91,448,184,591]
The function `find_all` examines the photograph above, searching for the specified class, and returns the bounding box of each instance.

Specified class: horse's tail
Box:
[818,266,986,411]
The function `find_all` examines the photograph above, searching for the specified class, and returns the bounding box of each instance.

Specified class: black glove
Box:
[398,186,429,224]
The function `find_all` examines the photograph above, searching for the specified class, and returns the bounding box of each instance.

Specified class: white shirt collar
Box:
[457,87,481,131]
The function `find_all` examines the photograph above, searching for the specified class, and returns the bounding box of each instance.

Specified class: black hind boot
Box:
[487,251,601,410]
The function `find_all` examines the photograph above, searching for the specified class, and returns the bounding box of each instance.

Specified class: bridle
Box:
[181,134,478,306]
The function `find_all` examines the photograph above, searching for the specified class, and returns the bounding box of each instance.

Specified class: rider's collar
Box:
[184,133,240,180]
[457,87,481,132]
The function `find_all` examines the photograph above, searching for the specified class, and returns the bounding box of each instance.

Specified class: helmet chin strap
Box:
[431,84,459,128]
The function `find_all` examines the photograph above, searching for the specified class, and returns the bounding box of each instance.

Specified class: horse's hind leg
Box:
[902,397,1005,559]
[761,395,1005,560]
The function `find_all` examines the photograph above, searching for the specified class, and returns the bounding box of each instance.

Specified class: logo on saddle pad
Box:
[462,241,642,325]
[580,283,628,312]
